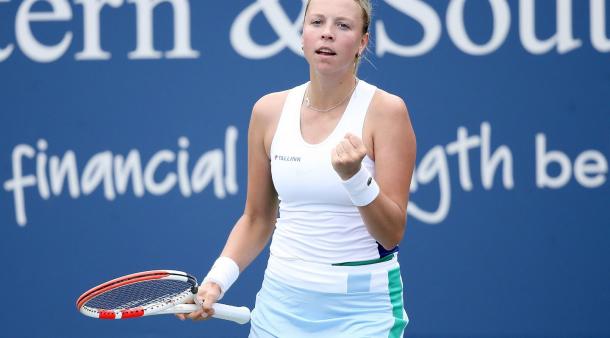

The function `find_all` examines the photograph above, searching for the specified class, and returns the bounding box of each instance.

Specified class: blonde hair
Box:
[304,0,373,72]
[304,0,372,35]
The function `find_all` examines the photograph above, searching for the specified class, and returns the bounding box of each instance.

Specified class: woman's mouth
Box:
[315,47,337,56]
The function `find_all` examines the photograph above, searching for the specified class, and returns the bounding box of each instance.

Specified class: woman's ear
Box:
[360,32,369,55]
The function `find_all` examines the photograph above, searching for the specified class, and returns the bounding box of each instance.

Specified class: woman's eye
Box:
[338,23,350,30]
[311,20,322,25]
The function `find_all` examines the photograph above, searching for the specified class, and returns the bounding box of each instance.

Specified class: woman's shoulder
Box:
[368,85,409,120]
[249,91,288,128]
[250,88,297,154]
[251,82,307,121]
[253,90,288,113]
[364,84,415,158]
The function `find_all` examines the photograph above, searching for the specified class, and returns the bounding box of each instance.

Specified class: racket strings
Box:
[85,279,190,310]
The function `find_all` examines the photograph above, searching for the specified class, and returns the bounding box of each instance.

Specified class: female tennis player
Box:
[178,0,416,336]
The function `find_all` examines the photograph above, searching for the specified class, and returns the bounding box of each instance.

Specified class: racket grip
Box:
[212,303,251,325]
[158,303,251,325]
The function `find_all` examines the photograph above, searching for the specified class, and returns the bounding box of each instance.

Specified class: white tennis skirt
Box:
[249,253,409,338]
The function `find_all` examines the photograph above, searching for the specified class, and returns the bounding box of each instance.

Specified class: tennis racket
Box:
[76,270,250,324]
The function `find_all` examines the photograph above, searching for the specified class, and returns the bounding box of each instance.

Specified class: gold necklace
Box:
[304,79,359,113]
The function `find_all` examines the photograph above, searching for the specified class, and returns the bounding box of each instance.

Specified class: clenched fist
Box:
[331,133,368,181]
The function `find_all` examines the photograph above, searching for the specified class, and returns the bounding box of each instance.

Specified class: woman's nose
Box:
[321,26,334,41]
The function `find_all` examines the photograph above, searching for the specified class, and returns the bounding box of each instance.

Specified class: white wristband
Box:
[341,165,380,206]
[202,256,239,300]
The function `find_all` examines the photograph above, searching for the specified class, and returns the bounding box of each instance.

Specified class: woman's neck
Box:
[306,71,358,110]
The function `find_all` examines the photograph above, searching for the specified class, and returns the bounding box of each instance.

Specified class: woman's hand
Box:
[175,281,221,321]
[331,133,368,180]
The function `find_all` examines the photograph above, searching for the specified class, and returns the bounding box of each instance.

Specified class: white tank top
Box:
[269,79,390,264]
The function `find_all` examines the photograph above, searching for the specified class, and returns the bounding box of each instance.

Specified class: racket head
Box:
[76,270,198,320]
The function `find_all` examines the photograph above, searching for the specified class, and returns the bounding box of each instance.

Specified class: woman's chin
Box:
[311,63,352,77]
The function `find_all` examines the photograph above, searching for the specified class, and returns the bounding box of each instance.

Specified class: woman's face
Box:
[302,0,368,76]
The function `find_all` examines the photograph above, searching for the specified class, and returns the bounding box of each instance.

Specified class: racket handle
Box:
[212,303,251,325]
[158,303,251,325]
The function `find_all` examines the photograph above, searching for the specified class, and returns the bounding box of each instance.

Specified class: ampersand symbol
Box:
[231,0,307,59]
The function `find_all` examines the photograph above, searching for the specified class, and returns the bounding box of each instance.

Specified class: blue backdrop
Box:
[1,1,609,337]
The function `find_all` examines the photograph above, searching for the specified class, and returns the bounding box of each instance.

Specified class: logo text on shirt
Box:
[274,155,301,162]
